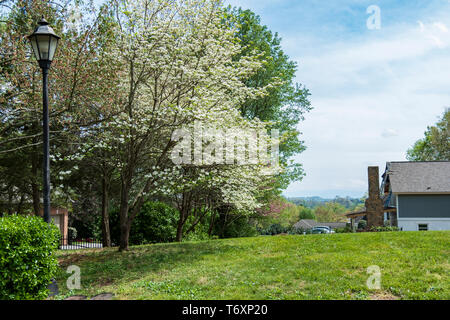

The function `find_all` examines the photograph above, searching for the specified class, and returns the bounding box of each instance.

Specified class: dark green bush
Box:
[370,226,401,232]
[357,219,367,230]
[0,215,60,300]
[110,201,179,245]
[288,227,308,235]
[182,209,218,242]
[70,216,101,239]
[259,223,291,236]
[215,213,259,239]
[335,226,353,233]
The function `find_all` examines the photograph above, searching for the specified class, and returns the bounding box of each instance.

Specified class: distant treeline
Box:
[287,196,364,210]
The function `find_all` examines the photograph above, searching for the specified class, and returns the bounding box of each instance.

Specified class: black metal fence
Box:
[59,237,104,250]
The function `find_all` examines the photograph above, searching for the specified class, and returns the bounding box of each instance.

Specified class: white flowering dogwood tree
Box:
[82,0,283,250]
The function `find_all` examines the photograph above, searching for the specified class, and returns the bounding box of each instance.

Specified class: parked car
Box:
[311,226,334,234]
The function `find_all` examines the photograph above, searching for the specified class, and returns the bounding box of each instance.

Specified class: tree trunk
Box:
[101,173,111,247]
[119,201,130,251]
[217,206,230,238]
[175,193,191,242]
[119,176,132,251]
[119,219,130,251]
[208,211,216,237]
[176,216,184,242]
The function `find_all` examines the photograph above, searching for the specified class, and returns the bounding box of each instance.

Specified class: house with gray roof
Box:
[346,161,450,231]
[293,219,317,230]
[381,161,450,231]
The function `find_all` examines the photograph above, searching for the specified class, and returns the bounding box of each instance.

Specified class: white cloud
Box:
[225,0,287,11]
[433,22,448,32]
[284,19,450,197]
[418,21,450,48]
[381,129,399,138]
[225,1,450,198]
[296,21,450,96]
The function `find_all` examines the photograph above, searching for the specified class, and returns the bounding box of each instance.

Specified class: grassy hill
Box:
[55,231,449,300]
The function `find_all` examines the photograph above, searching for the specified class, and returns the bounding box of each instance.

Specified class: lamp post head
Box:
[28,16,60,69]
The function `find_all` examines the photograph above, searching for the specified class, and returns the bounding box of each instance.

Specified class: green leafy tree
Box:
[407,109,450,161]
[298,206,316,220]
[0,0,121,219]
[226,7,312,193]
[258,197,300,228]
[313,202,347,223]
[88,0,276,251]
[109,201,178,245]
[207,7,312,238]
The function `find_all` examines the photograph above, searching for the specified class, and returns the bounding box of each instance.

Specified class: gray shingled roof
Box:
[386,161,450,193]
[293,219,317,230]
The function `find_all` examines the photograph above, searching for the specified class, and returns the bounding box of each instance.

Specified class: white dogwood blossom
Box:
[79,0,281,248]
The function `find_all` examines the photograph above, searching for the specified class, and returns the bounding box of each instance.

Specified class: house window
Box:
[418,224,428,231]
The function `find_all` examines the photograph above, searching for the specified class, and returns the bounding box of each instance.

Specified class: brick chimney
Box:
[365,166,384,228]
[368,166,380,197]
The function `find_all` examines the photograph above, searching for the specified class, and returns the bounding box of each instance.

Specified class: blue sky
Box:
[226,0,450,198]
[92,0,450,198]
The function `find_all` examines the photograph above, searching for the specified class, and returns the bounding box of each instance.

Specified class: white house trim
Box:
[397,218,450,231]
[393,192,450,195]
[398,218,450,221]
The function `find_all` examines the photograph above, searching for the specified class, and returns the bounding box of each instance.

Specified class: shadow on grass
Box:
[55,240,241,295]
[54,232,450,299]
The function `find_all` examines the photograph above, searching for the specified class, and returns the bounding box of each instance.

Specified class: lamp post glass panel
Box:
[28,18,60,223]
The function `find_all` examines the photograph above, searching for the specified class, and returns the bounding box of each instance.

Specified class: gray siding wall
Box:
[398,194,450,218]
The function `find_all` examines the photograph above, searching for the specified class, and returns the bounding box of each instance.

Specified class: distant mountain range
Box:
[288,196,333,202]
[286,196,364,209]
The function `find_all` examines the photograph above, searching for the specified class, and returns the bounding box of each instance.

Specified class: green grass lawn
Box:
[54,231,450,300]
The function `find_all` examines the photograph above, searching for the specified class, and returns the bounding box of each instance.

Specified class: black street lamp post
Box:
[28,17,60,224]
